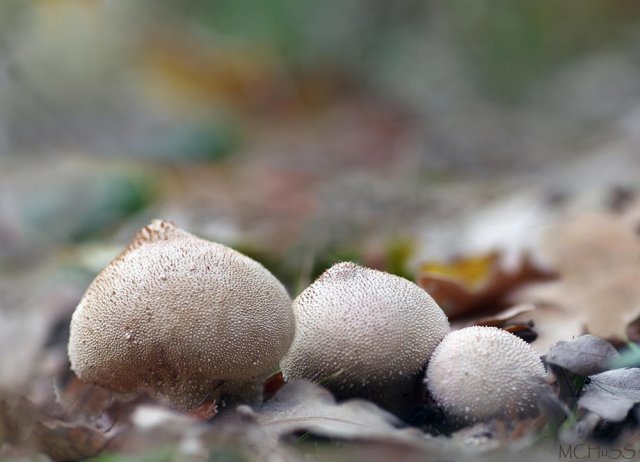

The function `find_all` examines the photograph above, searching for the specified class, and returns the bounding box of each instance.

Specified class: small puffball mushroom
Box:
[68,220,294,410]
[281,262,450,405]
[426,326,546,423]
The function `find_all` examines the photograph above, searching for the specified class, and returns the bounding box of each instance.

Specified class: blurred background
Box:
[3,0,640,394]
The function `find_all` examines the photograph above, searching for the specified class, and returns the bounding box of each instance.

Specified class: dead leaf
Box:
[546,335,619,376]
[473,304,536,327]
[0,392,107,461]
[542,213,639,279]
[578,393,634,423]
[516,212,640,349]
[54,372,160,437]
[34,420,107,462]
[473,304,539,343]
[418,252,553,321]
[0,394,40,446]
[55,375,115,429]
[187,400,218,421]
[233,381,424,447]
[578,368,640,422]
[263,371,286,402]
[584,369,640,400]
[510,302,586,354]
[503,324,539,343]
[421,252,498,292]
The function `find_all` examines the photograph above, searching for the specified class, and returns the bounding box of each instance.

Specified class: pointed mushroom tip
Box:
[315,261,365,283]
[329,261,371,274]
[330,261,362,271]
[130,219,187,248]
[321,261,408,283]
[147,218,179,234]
[149,218,176,228]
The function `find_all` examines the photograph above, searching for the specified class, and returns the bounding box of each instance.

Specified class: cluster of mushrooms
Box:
[69,220,547,424]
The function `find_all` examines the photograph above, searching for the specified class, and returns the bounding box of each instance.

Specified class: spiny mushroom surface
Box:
[426,326,546,423]
[281,262,450,404]
[68,220,294,410]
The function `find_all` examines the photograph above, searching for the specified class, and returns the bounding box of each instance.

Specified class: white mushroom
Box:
[68,220,294,410]
[426,326,546,423]
[281,262,450,406]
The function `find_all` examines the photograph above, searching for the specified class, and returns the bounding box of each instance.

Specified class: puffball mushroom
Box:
[281,262,450,405]
[68,220,294,410]
[426,326,546,423]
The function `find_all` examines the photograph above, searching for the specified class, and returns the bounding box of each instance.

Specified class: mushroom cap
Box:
[281,262,450,399]
[426,326,546,423]
[68,220,294,409]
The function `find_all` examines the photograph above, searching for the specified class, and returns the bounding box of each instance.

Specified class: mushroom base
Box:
[320,375,425,415]
[217,377,265,407]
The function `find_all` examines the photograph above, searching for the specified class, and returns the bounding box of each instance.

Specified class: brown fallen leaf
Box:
[55,371,161,434]
[0,394,40,447]
[471,304,539,343]
[502,324,539,344]
[515,211,640,351]
[509,302,586,354]
[34,420,107,462]
[473,304,536,327]
[0,391,108,461]
[187,399,218,421]
[55,374,115,429]
[418,252,553,321]
[263,371,286,402]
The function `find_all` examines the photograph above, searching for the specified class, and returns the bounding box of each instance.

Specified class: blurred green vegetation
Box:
[88,448,174,462]
[3,0,640,275]
[21,170,159,243]
[136,118,240,162]
[444,0,640,101]
[611,341,640,368]
[1,0,640,160]
[146,0,640,103]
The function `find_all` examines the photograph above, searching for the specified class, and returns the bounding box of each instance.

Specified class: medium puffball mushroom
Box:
[281,262,450,405]
[68,220,294,410]
[426,326,546,423]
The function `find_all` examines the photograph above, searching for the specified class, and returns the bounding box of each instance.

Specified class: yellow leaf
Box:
[420,252,498,291]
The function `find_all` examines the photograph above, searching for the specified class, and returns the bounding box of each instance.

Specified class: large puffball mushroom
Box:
[281,262,450,406]
[68,220,294,410]
[426,326,546,423]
